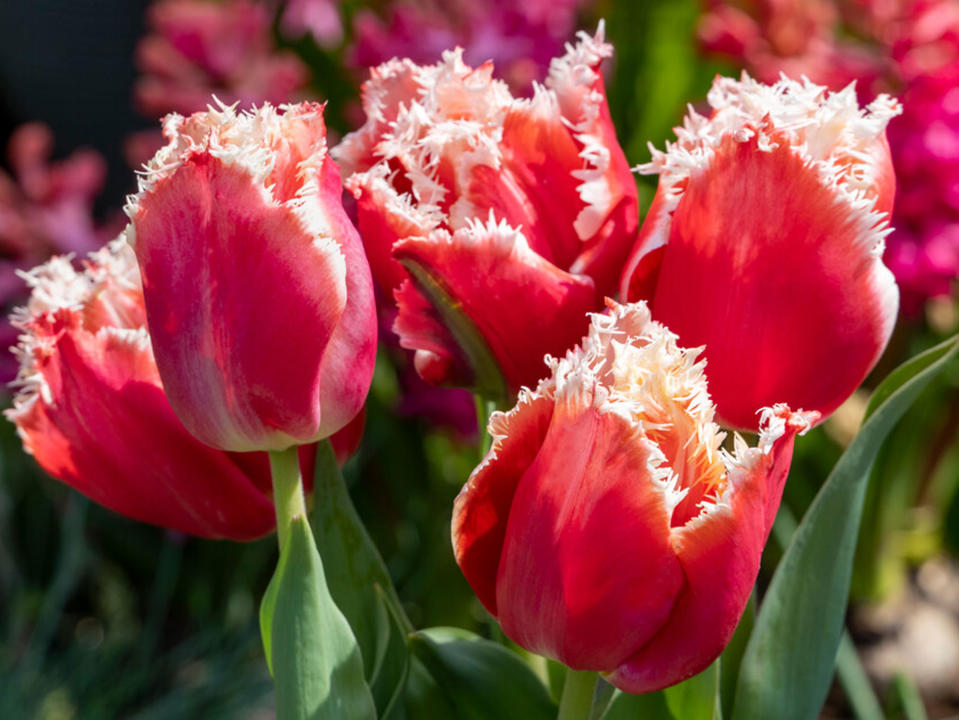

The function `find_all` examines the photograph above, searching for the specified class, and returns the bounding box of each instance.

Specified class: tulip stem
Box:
[557,669,599,720]
[269,447,306,552]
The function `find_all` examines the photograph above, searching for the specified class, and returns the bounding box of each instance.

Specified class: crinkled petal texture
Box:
[128,102,376,451]
[621,74,901,431]
[5,241,314,540]
[452,300,816,690]
[334,24,637,396]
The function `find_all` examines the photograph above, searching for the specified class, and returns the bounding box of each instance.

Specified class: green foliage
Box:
[408,627,557,720]
[265,514,375,720]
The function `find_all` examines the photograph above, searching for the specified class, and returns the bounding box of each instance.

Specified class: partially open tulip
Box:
[5,240,318,540]
[452,301,815,692]
[621,74,900,431]
[126,102,376,452]
[334,25,638,398]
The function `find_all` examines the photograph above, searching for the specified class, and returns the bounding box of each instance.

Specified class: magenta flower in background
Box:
[279,0,344,48]
[700,0,959,313]
[349,0,593,91]
[0,124,113,383]
[135,0,311,117]
[129,0,313,167]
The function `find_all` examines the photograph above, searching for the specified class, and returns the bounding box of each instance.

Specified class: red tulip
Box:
[333,25,638,397]
[621,74,901,431]
[452,300,816,692]
[5,240,318,540]
[126,102,376,451]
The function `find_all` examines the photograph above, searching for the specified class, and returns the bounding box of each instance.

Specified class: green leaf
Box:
[664,661,721,720]
[267,514,376,720]
[259,567,280,676]
[408,628,556,720]
[600,690,673,720]
[733,334,959,720]
[370,585,411,720]
[719,594,754,720]
[310,440,411,716]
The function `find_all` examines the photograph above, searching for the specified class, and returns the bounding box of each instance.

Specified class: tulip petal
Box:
[16,317,276,539]
[133,153,349,451]
[452,390,556,615]
[649,136,898,430]
[608,407,813,693]
[394,218,600,394]
[346,164,440,295]
[495,389,685,671]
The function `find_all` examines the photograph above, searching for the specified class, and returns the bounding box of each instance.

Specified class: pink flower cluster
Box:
[700,0,959,311]
[135,0,311,117]
[349,0,593,91]
[0,124,113,382]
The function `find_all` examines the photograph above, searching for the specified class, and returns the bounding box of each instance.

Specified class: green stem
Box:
[474,394,499,457]
[269,446,306,552]
[557,670,599,720]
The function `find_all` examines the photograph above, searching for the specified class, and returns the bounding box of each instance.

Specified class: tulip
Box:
[333,25,638,398]
[5,240,319,540]
[620,74,901,431]
[126,101,376,452]
[452,300,816,692]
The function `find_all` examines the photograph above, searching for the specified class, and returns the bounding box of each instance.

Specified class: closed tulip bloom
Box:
[334,25,637,397]
[126,101,376,451]
[452,300,815,692]
[6,240,316,540]
[621,74,901,431]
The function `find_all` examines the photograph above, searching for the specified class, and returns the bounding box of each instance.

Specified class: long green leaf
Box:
[408,627,556,720]
[733,334,959,720]
[311,440,411,715]
[268,514,375,720]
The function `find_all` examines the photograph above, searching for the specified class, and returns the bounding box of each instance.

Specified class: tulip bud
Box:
[334,25,638,397]
[452,300,816,692]
[5,239,316,540]
[126,101,376,451]
[621,74,901,431]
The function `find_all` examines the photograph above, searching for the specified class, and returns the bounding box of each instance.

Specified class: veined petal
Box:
[393,217,600,394]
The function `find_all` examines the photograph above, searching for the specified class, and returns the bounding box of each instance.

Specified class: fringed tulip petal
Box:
[496,390,684,671]
[334,25,638,395]
[452,390,556,614]
[6,241,307,540]
[394,218,599,395]
[452,300,812,690]
[621,75,901,430]
[607,407,816,693]
[128,102,376,451]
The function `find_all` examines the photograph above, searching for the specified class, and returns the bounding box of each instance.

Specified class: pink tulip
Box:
[334,26,638,397]
[127,102,376,452]
[453,300,815,692]
[6,240,315,540]
[621,75,901,431]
